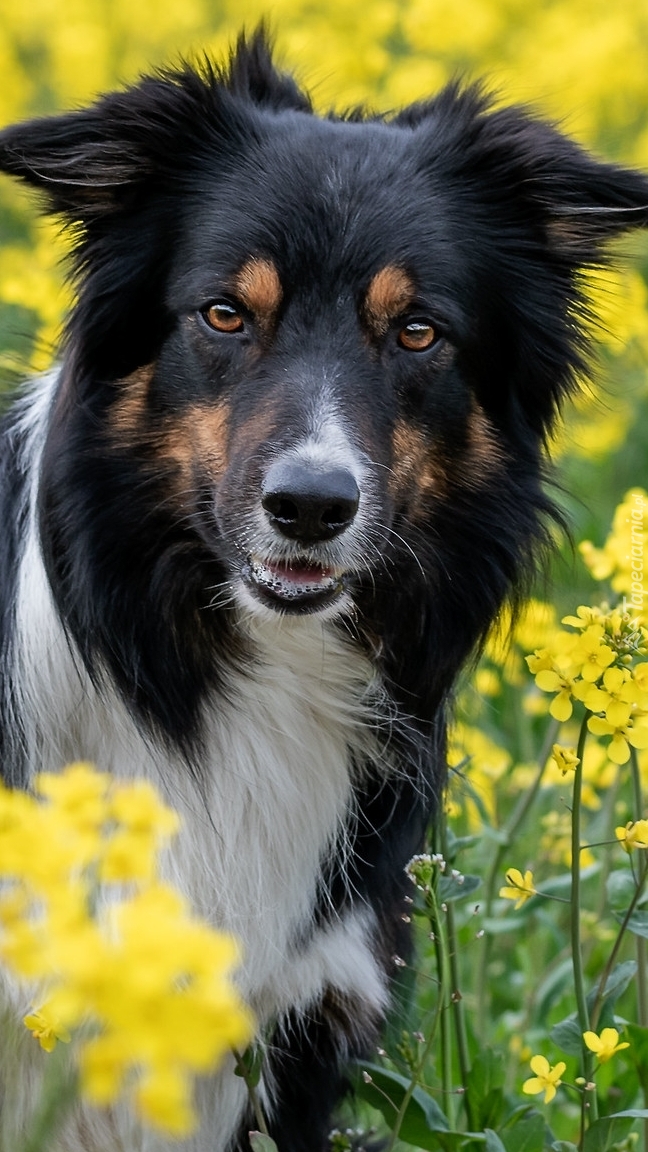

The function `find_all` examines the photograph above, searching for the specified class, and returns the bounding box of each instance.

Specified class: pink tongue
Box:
[268,561,331,585]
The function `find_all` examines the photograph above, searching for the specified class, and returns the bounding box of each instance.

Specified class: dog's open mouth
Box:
[243,556,346,612]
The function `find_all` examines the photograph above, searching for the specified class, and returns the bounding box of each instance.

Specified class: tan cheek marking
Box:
[156,402,230,493]
[389,419,446,516]
[464,402,504,484]
[389,406,504,517]
[228,403,278,461]
[232,257,283,336]
[109,365,155,441]
[364,266,416,338]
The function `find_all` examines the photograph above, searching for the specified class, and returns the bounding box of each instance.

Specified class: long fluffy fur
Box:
[0,28,647,1152]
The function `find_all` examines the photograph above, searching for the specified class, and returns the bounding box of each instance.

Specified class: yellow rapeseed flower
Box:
[551,745,580,776]
[562,606,607,630]
[576,665,639,726]
[500,868,536,909]
[615,819,648,852]
[583,1028,630,1063]
[23,1005,71,1053]
[571,626,616,683]
[0,764,255,1136]
[588,714,648,765]
[532,668,576,722]
[522,1055,566,1103]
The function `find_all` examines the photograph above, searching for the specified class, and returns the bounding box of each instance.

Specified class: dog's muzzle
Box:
[243,460,360,613]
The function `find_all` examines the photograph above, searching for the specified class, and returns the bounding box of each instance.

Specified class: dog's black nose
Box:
[262,461,360,543]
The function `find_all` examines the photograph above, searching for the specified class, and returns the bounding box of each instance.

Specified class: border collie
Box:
[0,28,647,1152]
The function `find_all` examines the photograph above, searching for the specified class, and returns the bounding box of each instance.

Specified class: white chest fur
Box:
[9,545,388,1150]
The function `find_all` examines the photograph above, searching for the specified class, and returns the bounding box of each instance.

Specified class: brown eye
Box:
[398,321,437,351]
[202,301,245,333]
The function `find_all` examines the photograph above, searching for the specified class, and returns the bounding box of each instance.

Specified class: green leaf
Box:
[626,1023,648,1094]
[249,1135,279,1152]
[438,873,482,903]
[500,1110,546,1152]
[582,1112,648,1152]
[584,961,637,1030]
[607,870,638,910]
[484,1130,508,1152]
[234,1044,264,1087]
[587,961,637,1015]
[445,830,480,861]
[467,1050,505,1129]
[613,910,648,939]
[552,1143,579,1152]
[483,916,530,935]
[535,958,575,1025]
[550,1016,585,1057]
[350,1062,477,1151]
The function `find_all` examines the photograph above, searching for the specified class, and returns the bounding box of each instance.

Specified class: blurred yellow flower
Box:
[580,490,647,622]
[583,1027,630,1063]
[615,819,648,852]
[551,745,580,776]
[23,1005,71,1053]
[522,1055,566,1103]
[0,764,254,1136]
[500,868,536,909]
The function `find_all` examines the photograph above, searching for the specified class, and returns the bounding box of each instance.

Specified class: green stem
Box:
[446,901,474,1127]
[590,857,648,1028]
[440,814,474,1127]
[15,1047,78,1152]
[232,1047,271,1138]
[570,710,598,1135]
[475,718,558,1033]
[630,746,648,1152]
[432,887,455,1128]
[630,748,648,1025]
[384,881,451,1152]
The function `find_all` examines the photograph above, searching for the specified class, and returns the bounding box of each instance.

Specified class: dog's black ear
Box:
[485,103,648,256]
[0,26,307,222]
[407,85,648,257]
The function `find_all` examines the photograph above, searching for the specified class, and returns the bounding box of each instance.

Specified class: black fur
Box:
[1,28,647,1151]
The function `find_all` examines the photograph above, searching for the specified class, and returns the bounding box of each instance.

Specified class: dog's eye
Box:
[398,321,437,352]
[202,302,245,334]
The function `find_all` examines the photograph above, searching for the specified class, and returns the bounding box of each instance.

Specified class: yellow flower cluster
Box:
[522,1030,630,1105]
[0,763,253,1136]
[526,604,648,764]
[580,489,647,621]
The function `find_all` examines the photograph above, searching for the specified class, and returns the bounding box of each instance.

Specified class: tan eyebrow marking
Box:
[232,257,283,334]
[364,266,416,337]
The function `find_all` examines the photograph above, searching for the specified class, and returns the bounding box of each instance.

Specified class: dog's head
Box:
[1,29,647,726]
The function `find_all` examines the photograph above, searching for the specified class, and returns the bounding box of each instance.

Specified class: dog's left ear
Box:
[409,87,648,257]
[492,106,648,257]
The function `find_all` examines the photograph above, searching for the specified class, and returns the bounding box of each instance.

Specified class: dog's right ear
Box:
[0,28,304,224]
[0,76,241,222]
